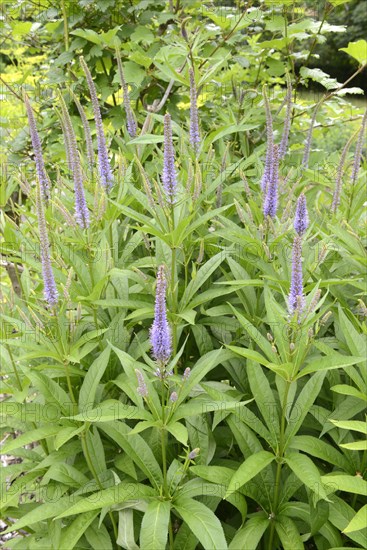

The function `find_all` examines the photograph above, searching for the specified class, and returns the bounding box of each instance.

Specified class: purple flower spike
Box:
[36,181,58,306]
[294,193,309,236]
[288,235,305,316]
[182,367,191,380]
[80,57,113,191]
[162,113,178,203]
[350,108,367,186]
[188,448,200,460]
[59,95,90,229]
[261,88,274,192]
[263,144,279,219]
[136,369,148,398]
[25,95,50,202]
[150,265,172,365]
[170,391,178,402]
[189,68,200,153]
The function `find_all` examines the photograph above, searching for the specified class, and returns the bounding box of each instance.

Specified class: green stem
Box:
[170,204,178,362]
[85,231,104,351]
[61,0,69,51]
[168,520,174,549]
[161,377,168,491]
[171,246,177,356]
[6,343,22,390]
[81,427,118,539]
[51,309,77,407]
[267,381,291,550]
[64,360,77,405]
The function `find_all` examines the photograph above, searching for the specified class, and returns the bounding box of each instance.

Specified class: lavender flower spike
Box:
[170,391,178,402]
[263,144,279,219]
[162,113,178,203]
[261,88,274,192]
[80,56,113,190]
[350,108,367,187]
[189,68,200,153]
[288,235,305,316]
[136,369,148,398]
[279,74,292,160]
[116,49,137,138]
[24,95,50,202]
[36,180,58,306]
[59,94,90,229]
[150,265,172,365]
[294,193,309,236]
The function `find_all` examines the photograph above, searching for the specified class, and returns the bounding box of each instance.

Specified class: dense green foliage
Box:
[1,1,366,549]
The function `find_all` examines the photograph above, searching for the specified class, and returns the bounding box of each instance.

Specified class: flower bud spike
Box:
[150,265,172,365]
[80,56,113,191]
[24,94,50,202]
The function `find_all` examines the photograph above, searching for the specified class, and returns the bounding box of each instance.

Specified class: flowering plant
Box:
[1,2,367,549]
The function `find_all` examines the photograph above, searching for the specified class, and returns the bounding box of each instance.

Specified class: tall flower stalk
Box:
[350,108,367,186]
[150,265,172,367]
[261,87,274,192]
[294,193,309,236]
[80,56,113,190]
[35,180,58,306]
[116,47,137,138]
[162,113,178,203]
[189,68,200,153]
[59,94,90,229]
[331,132,355,213]
[263,144,279,219]
[288,235,304,316]
[24,95,50,202]
[279,73,292,160]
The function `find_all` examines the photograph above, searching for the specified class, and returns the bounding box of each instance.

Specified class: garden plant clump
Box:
[0,1,367,549]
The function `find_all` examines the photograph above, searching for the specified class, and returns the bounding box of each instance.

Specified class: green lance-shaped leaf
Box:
[85,520,113,550]
[3,494,83,533]
[1,425,62,454]
[285,371,326,444]
[78,347,111,411]
[285,452,330,502]
[225,451,275,498]
[98,421,163,488]
[229,514,269,549]
[179,252,225,310]
[297,354,365,378]
[117,509,139,550]
[177,348,234,404]
[275,515,305,550]
[321,474,367,496]
[55,482,155,519]
[58,510,99,549]
[140,500,171,550]
[343,504,367,533]
[174,497,228,550]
